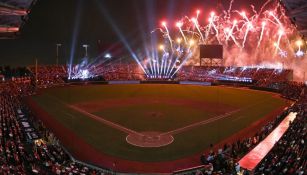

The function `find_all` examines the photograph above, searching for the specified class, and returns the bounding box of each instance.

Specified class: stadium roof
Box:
[281,0,307,40]
[0,0,37,39]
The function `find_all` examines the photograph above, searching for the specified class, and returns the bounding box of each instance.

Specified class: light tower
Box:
[82,44,89,57]
[56,43,62,65]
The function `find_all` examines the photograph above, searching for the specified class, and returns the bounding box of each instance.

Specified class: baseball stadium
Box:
[0,0,306,175]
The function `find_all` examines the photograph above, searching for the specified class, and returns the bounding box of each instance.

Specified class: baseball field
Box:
[28,84,287,171]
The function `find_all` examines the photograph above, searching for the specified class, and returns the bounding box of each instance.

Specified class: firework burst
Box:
[137,0,305,79]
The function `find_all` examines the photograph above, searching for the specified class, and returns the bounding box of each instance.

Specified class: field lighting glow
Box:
[81,69,89,79]
[104,53,112,58]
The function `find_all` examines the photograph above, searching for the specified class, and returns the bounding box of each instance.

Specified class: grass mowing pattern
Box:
[31,84,287,162]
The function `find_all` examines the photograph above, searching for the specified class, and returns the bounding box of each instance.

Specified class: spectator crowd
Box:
[0,75,111,174]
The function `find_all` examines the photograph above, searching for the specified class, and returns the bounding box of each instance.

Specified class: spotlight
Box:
[104,53,112,58]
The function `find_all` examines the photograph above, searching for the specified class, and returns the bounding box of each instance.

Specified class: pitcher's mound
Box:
[126,132,174,147]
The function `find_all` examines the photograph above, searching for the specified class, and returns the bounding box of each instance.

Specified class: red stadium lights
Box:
[0,7,27,16]
[0,26,19,33]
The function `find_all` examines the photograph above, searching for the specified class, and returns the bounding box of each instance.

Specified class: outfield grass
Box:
[31,84,287,162]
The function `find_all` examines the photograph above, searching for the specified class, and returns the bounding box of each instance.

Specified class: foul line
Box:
[160,109,241,136]
[67,105,142,136]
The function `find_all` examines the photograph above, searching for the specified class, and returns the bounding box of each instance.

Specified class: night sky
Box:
[0,0,268,66]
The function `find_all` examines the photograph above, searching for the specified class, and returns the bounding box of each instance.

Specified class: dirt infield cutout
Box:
[126,132,174,147]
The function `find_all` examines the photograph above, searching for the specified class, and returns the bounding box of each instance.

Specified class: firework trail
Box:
[257,21,266,48]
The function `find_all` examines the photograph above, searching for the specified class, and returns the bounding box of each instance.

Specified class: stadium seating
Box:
[28,65,67,88]
[0,80,109,174]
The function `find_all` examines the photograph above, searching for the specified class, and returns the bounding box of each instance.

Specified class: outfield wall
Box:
[179,81,211,86]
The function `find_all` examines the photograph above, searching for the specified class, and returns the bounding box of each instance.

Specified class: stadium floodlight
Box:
[82,44,89,57]
[104,53,112,58]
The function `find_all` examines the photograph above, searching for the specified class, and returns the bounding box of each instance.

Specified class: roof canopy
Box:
[0,0,36,39]
[281,0,307,40]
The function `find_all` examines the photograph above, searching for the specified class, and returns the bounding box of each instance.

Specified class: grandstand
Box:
[0,0,306,174]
